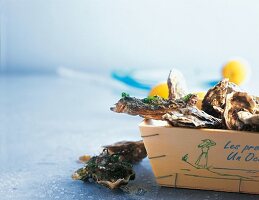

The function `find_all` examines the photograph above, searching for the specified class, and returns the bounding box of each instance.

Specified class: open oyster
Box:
[72,149,135,189]
[223,92,257,131]
[103,140,147,164]
[202,79,239,118]
[163,106,222,129]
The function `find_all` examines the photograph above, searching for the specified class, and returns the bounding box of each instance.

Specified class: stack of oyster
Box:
[111,71,259,132]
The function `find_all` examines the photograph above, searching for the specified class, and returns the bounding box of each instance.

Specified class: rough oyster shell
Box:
[110,95,187,120]
[238,111,259,125]
[103,140,147,164]
[163,106,222,129]
[223,92,257,130]
[202,79,239,118]
[167,69,187,99]
[72,150,135,189]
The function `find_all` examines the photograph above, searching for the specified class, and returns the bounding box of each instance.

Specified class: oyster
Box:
[167,69,187,99]
[103,140,147,164]
[223,92,257,131]
[238,111,259,126]
[110,94,188,120]
[163,107,222,129]
[111,69,197,120]
[253,96,259,114]
[202,79,239,118]
[72,149,135,189]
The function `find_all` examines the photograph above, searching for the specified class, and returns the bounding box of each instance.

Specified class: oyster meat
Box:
[202,79,239,118]
[72,149,135,189]
[103,140,147,164]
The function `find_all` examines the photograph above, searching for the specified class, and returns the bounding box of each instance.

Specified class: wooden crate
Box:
[139,119,259,194]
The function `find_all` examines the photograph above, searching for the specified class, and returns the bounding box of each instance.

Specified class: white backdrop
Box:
[0,0,259,73]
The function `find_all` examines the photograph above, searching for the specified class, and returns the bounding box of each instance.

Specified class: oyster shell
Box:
[103,140,147,164]
[72,150,135,189]
[238,111,259,126]
[167,69,187,99]
[163,106,222,129]
[110,95,188,120]
[202,79,239,118]
[253,96,259,114]
[223,92,257,131]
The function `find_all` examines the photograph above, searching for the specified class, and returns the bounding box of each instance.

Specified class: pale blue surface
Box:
[1,75,259,200]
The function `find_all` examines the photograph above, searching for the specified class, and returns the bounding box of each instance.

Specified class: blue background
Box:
[1,0,259,75]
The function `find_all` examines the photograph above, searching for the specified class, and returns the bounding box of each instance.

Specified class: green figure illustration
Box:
[195,139,216,169]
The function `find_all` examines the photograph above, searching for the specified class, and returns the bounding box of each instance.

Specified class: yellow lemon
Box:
[194,91,206,110]
[149,82,169,99]
[195,91,206,100]
[222,60,248,85]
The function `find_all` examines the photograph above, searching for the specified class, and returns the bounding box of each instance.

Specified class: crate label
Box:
[181,138,259,182]
[224,141,259,162]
